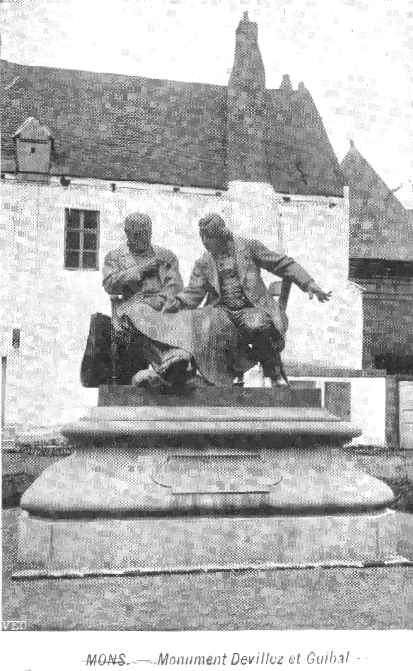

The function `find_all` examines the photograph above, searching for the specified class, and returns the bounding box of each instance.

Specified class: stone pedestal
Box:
[15,384,400,577]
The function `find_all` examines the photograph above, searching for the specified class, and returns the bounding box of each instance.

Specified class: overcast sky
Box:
[2,0,412,207]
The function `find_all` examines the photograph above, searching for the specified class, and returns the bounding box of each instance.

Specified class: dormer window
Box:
[13,117,53,182]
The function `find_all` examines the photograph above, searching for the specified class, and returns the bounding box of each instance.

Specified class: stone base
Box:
[19,446,395,517]
[15,387,398,578]
[15,508,401,577]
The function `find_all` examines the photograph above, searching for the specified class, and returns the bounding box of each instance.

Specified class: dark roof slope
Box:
[1,59,344,195]
[1,60,227,188]
[266,86,344,196]
[341,143,413,260]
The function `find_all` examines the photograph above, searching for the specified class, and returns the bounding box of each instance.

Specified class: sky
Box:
[1,0,412,206]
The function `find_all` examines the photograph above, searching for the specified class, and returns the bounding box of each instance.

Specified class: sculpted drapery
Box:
[102,233,251,386]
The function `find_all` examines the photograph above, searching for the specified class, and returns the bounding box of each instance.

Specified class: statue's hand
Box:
[307,282,332,303]
[162,297,182,313]
[140,258,159,277]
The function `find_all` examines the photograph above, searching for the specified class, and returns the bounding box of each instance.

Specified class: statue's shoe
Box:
[157,349,192,387]
[131,368,162,388]
[271,374,290,388]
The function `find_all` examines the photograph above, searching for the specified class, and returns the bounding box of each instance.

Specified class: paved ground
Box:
[3,507,412,630]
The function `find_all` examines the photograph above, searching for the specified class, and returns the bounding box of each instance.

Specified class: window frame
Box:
[64,208,100,271]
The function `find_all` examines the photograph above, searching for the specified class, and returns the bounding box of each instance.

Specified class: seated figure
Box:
[102,212,191,385]
[164,213,331,386]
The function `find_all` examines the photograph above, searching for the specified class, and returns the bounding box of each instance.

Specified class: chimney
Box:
[229,11,265,90]
[227,13,268,183]
[280,74,292,91]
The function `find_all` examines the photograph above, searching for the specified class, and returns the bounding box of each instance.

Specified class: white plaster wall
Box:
[349,377,387,446]
[290,376,387,446]
[227,181,282,246]
[1,176,363,427]
[228,182,363,369]
[275,194,362,369]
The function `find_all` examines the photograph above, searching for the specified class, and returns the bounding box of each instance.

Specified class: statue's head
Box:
[124,212,152,253]
[199,213,231,255]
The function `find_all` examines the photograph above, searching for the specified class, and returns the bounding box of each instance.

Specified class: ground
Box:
[2,445,413,630]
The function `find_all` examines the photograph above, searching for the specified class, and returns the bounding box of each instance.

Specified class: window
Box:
[349,257,413,280]
[64,208,100,270]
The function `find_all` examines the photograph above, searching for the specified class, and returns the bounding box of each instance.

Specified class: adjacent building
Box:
[341,141,413,373]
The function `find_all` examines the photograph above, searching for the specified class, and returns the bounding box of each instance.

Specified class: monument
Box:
[15,214,399,577]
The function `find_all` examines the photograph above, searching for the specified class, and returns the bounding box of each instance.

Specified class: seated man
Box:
[102,212,191,385]
[164,213,331,386]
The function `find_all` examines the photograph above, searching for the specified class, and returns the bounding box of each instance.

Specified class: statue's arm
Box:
[250,239,314,292]
[159,252,184,300]
[102,251,142,296]
[175,260,209,309]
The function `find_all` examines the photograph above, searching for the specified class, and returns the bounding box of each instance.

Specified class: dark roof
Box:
[341,143,413,260]
[1,60,227,188]
[1,58,344,195]
[266,87,344,196]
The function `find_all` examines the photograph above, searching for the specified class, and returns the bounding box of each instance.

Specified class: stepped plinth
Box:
[15,383,399,577]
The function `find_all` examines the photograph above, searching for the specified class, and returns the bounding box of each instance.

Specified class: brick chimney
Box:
[227,12,268,183]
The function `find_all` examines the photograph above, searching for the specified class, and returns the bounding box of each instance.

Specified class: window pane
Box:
[66,209,81,229]
[82,252,97,269]
[65,251,79,268]
[83,232,97,250]
[84,211,98,229]
[66,231,80,250]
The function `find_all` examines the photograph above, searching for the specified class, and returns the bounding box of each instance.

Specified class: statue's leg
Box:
[113,316,148,384]
[132,330,191,387]
[231,308,288,387]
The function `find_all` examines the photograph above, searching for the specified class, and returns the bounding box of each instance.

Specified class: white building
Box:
[1,14,364,432]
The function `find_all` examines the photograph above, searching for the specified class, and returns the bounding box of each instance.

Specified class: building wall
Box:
[291,375,387,446]
[244,367,387,446]
[273,188,362,368]
[1,176,362,427]
[357,277,413,368]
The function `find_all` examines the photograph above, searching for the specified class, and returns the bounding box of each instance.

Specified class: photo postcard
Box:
[1,0,412,666]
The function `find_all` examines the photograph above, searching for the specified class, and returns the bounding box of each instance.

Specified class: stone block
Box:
[98,383,321,408]
[325,381,351,420]
[15,509,400,577]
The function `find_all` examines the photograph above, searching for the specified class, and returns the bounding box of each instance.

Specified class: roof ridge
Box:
[0,58,227,91]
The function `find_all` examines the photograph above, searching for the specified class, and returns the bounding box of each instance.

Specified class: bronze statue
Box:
[83,211,330,389]
[163,213,331,386]
[102,212,191,385]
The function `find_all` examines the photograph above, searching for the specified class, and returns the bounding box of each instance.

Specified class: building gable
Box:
[266,85,343,197]
[341,142,413,260]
